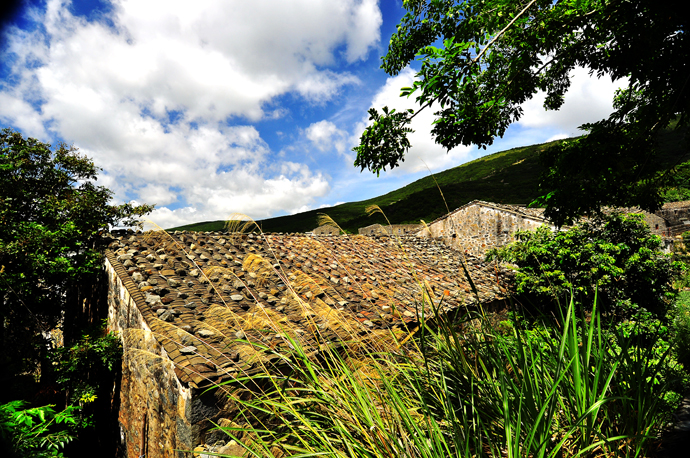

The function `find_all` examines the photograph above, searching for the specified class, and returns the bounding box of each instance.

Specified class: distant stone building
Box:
[416,200,553,258]
[416,200,690,257]
[358,223,423,236]
[653,201,690,236]
[312,224,340,235]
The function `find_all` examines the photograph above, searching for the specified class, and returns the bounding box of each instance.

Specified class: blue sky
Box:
[0,0,625,229]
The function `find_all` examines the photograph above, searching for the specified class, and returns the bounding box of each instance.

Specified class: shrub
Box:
[51,329,122,407]
[0,401,78,458]
[487,212,683,320]
[49,327,122,439]
[671,291,690,367]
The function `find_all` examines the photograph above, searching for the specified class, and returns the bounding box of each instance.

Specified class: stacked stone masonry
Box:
[312,225,340,235]
[358,223,423,236]
[416,201,553,258]
[106,256,193,458]
[652,200,690,236]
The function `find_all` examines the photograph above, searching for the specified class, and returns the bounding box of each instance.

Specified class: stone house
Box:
[416,200,690,258]
[106,230,509,457]
[358,223,423,236]
[416,200,554,258]
[312,224,340,235]
[652,200,690,236]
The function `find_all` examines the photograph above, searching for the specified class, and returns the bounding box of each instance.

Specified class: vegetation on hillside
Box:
[171,124,690,234]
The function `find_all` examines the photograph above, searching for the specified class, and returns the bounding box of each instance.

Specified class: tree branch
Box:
[408,0,541,125]
[473,0,540,64]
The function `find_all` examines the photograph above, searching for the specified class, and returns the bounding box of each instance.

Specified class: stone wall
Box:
[313,225,340,235]
[417,201,685,257]
[657,201,690,224]
[416,202,552,258]
[644,212,669,236]
[106,255,194,458]
[608,207,669,236]
[655,201,690,236]
[604,203,690,238]
[358,223,423,236]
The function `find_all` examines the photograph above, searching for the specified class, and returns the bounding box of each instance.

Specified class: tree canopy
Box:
[0,128,152,394]
[354,0,689,225]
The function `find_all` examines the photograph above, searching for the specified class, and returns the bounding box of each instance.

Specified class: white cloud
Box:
[544,133,570,143]
[297,70,360,104]
[344,0,382,62]
[319,201,345,209]
[355,68,473,174]
[517,66,627,134]
[147,158,331,229]
[23,0,376,124]
[306,120,348,153]
[137,184,178,207]
[0,0,380,226]
[0,92,48,139]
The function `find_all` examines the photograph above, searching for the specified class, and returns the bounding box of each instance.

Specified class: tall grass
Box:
[672,291,690,366]
[212,293,677,458]
[133,219,682,457]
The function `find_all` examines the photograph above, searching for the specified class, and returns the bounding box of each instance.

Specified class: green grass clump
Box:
[672,291,690,367]
[213,295,682,458]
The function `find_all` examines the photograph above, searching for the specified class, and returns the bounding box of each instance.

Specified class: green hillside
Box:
[169,129,690,234]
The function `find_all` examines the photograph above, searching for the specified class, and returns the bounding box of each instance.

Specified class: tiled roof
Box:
[498,203,548,220]
[106,231,509,389]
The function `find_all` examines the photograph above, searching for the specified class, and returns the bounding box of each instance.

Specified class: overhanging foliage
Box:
[354,0,689,225]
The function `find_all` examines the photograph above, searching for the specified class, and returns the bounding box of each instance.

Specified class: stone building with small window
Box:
[653,201,690,236]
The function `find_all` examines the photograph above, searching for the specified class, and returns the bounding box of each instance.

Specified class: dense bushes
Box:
[51,328,122,409]
[486,212,683,320]
[672,291,690,367]
[0,401,78,457]
[0,329,122,457]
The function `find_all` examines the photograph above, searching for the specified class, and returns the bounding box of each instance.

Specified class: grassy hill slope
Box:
[169,138,556,233]
[169,128,690,234]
